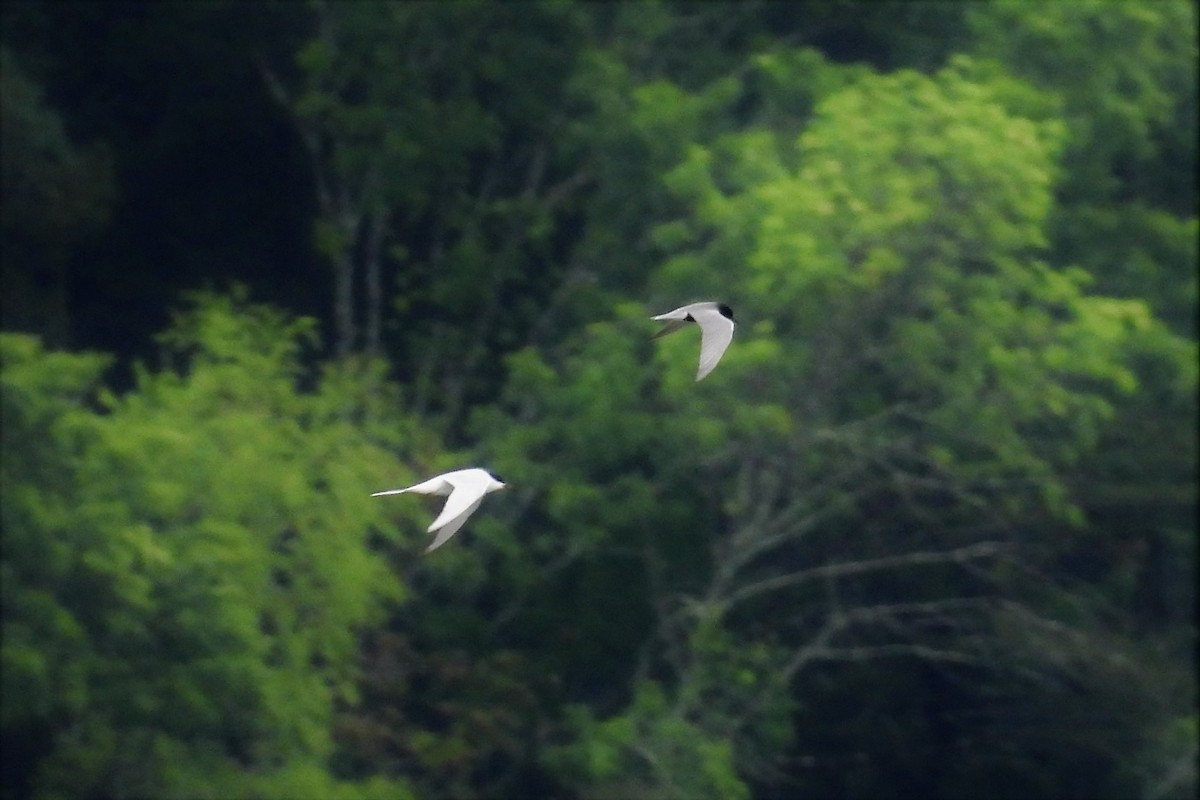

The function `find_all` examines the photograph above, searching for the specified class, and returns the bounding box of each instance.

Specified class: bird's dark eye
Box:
[488,471,504,483]
[718,304,734,320]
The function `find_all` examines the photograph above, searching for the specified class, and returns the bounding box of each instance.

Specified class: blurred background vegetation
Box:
[1,2,1195,799]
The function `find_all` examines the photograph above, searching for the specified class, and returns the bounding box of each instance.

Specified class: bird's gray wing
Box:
[692,307,735,381]
[425,497,484,552]
[651,305,695,321]
[651,305,695,339]
[651,319,689,339]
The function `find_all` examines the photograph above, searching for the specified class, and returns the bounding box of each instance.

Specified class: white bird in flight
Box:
[371,468,507,552]
[651,301,736,381]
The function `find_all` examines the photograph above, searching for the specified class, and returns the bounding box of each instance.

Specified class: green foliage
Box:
[0,47,113,242]
[2,3,1194,799]
[1,336,111,735]
[548,681,750,800]
[967,0,1197,206]
[333,631,547,800]
[526,25,1194,799]
[463,306,705,684]
[0,47,113,345]
[647,54,1175,524]
[1,294,415,799]
[158,754,416,800]
[285,0,595,422]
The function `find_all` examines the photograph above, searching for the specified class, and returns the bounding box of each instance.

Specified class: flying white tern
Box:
[371,468,507,552]
[651,301,735,381]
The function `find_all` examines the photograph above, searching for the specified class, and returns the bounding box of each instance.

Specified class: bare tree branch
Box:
[723,541,1001,609]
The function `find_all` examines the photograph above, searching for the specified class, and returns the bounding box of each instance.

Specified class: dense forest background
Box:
[2,2,1196,799]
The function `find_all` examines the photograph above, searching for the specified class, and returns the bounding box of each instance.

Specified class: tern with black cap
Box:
[651,302,736,381]
[372,468,507,552]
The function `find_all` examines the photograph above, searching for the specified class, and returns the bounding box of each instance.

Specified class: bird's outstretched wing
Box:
[425,497,484,552]
[651,319,689,339]
[651,304,695,340]
[691,306,735,381]
[426,471,490,532]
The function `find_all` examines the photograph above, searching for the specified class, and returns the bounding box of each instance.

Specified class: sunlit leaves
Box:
[1,295,415,797]
[646,52,1153,516]
[1,335,110,733]
[967,0,1196,192]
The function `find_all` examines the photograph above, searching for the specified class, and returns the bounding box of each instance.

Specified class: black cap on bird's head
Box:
[488,471,506,485]
[717,304,734,321]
